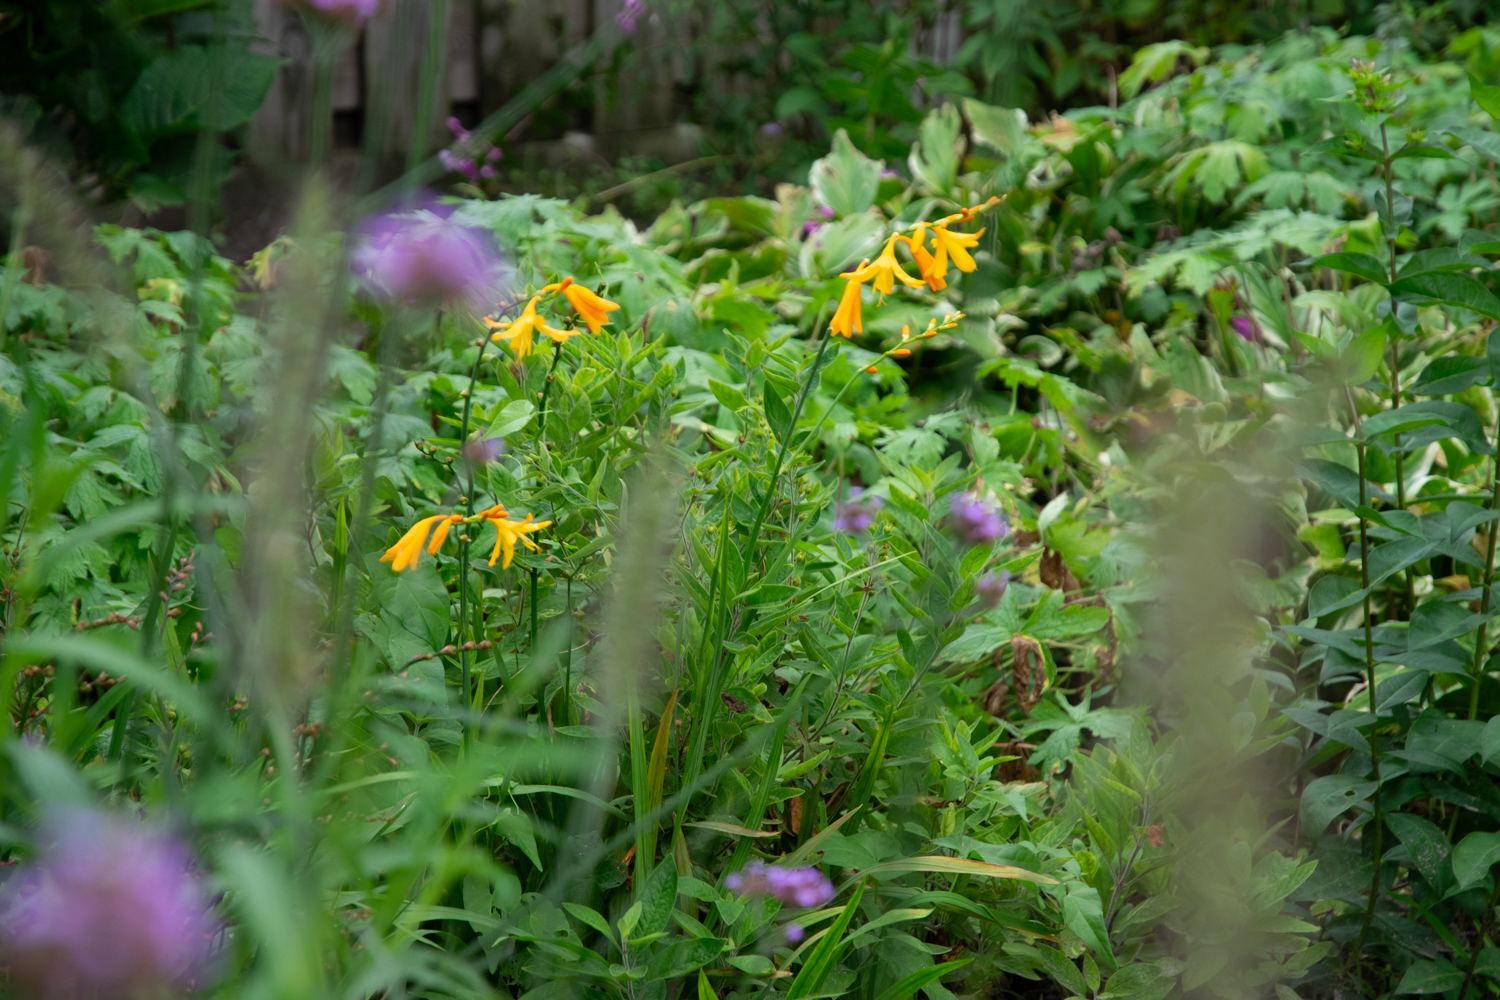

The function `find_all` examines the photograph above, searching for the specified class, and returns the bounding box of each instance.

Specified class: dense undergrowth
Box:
[10,20,1500,1000]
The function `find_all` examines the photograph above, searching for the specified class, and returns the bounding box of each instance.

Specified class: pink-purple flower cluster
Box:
[726,861,835,909]
[0,811,217,1000]
[976,569,1010,608]
[616,0,646,34]
[351,201,510,310]
[949,491,1007,545]
[832,487,882,535]
[439,118,503,182]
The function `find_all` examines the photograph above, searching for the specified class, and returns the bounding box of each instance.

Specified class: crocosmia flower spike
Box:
[545,277,621,334]
[381,514,463,572]
[483,511,552,569]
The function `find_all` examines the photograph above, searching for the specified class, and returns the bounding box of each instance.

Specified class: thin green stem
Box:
[1469,447,1500,722]
[1351,435,1385,979]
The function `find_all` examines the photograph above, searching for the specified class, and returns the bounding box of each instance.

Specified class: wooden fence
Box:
[249,0,688,168]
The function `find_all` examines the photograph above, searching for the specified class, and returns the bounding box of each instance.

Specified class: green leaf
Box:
[853,855,1056,885]
[1308,252,1389,284]
[1452,831,1500,892]
[870,959,973,1000]
[1031,946,1087,997]
[563,902,617,945]
[1471,74,1500,122]
[1447,126,1500,167]
[708,379,750,412]
[637,856,679,937]
[1300,775,1377,842]
[727,955,775,975]
[1409,355,1490,395]
[121,45,282,134]
[1385,812,1453,894]
[786,878,865,1000]
[486,399,537,438]
[1388,273,1500,321]
[764,383,793,439]
[1392,143,1456,161]
[909,104,962,194]
[965,99,1027,156]
[1062,884,1114,966]
[1395,958,1464,995]
[644,937,726,980]
[1104,963,1174,1000]
[1117,40,1206,98]
[1483,715,1500,764]
[808,129,882,218]
[1340,326,1388,385]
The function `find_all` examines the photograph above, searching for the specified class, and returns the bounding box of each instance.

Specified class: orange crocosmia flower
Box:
[381,514,458,573]
[550,281,620,334]
[859,234,925,299]
[930,224,983,275]
[829,261,869,338]
[484,513,552,569]
[905,224,946,291]
[487,296,572,358]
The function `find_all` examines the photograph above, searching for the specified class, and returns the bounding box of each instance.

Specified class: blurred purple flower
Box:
[760,122,785,137]
[879,169,899,180]
[802,221,825,238]
[832,487,882,535]
[818,205,836,219]
[976,569,1010,608]
[1230,317,1260,343]
[439,149,479,181]
[784,923,806,943]
[462,437,506,464]
[352,201,510,310]
[0,811,217,1000]
[727,862,835,909]
[949,492,1007,546]
[296,0,380,23]
[616,0,645,34]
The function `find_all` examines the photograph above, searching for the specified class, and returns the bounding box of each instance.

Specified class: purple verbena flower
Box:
[446,117,470,141]
[976,569,1011,609]
[616,0,646,34]
[0,810,218,1000]
[832,487,882,535]
[462,437,506,464]
[949,492,1007,546]
[351,200,511,311]
[296,0,381,23]
[439,149,479,180]
[727,861,835,909]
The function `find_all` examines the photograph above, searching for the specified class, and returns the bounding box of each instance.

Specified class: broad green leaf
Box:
[909,104,962,194]
[1117,40,1207,98]
[965,99,1027,156]
[1062,884,1114,966]
[1471,74,1500,121]
[644,937,726,980]
[1300,775,1377,841]
[1031,945,1087,997]
[1385,812,1453,894]
[1483,715,1500,764]
[1409,355,1490,395]
[637,856,678,937]
[1388,272,1500,321]
[1340,325,1387,385]
[485,399,536,437]
[1308,252,1388,284]
[808,129,882,218]
[1448,126,1500,167]
[1453,831,1500,892]
[1395,958,1464,995]
[708,379,751,412]
[121,45,282,134]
